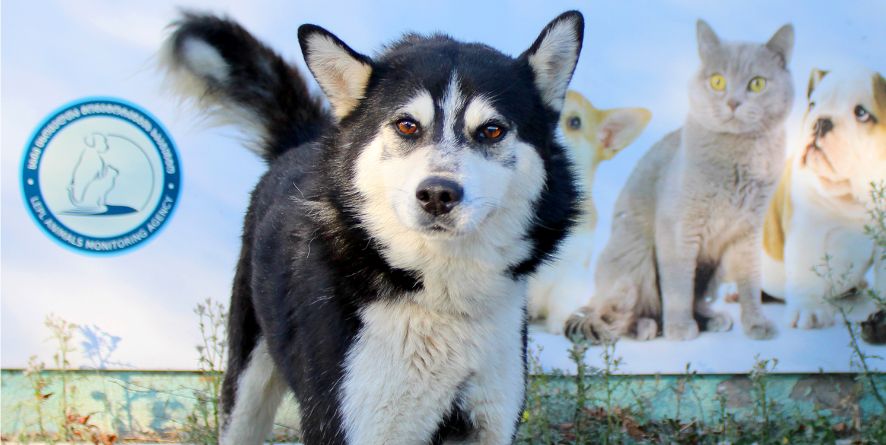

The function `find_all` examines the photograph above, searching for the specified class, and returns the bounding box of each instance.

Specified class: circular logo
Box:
[21,97,181,254]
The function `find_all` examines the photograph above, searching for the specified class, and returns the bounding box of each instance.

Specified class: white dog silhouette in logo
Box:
[67,133,120,214]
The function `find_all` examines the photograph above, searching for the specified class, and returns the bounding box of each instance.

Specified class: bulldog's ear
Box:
[298,25,373,119]
[807,68,829,99]
[521,11,584,112]
[766,24,794,67]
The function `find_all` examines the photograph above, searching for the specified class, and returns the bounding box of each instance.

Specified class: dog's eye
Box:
[476,123,507,143]
[568,116,582,130]
[855,105,874,123]
[395,119,420,136]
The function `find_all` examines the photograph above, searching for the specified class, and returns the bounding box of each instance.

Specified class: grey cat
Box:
[565,20,794,342]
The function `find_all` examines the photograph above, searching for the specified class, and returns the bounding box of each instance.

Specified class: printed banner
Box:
[1,0,884,374]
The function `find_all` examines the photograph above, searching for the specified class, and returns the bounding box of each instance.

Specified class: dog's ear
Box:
[521,11,584,112]
[298,25,372,119]
[875,72,886,121]
[596,107,651,160]
[766,24,794,67]
[806,68,829,99]
[696,19,720,63]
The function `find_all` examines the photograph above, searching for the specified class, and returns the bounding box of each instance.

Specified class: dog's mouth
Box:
[422,221,466,237]
[802,138,836,173]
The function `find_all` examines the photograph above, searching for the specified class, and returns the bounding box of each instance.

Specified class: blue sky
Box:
[2,0,885,369]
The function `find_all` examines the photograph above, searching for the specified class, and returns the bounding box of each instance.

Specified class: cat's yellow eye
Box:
[748,76,767,93]
[709,74,726,91]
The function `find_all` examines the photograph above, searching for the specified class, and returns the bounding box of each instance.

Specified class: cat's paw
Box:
[704,312,733,332]
[786,303,835,329]
[664,319,699,341]
[544,312,568,335]
[635,317,658,341]
[742,313,777,339]
[564,309,617,344]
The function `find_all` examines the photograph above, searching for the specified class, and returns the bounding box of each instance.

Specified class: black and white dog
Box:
[163,10,583,444]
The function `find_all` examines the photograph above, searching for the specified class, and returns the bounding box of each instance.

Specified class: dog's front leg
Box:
[456,316,526,444]
[338,303,471,444]
[783,223,872,329]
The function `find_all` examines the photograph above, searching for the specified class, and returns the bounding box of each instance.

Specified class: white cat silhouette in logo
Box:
[65,133,140,215]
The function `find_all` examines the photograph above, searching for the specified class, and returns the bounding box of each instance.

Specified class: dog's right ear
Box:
[596,107,652,160]
[298,25,373,120]
[807,68,829,100]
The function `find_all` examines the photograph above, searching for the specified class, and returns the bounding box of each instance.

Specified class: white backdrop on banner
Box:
[2,0,885,372]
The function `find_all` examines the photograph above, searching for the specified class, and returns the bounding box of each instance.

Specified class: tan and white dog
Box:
[762,66,886,329]
[528,90,650,333]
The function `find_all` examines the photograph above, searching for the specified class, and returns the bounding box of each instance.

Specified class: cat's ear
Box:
[696,20,720,62]
[596,108,652,160]
[806,69,828,99]
[766,24,794,67]
[521,11,584,112]
[298,24,373,119]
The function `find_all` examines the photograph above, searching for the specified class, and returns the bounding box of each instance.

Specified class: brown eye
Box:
[396,119,420,136]
[477,124,506,142]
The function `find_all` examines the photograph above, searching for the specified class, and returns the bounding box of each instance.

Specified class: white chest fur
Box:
[339,277,527,444]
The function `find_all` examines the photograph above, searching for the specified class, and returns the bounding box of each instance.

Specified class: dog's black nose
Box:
[814,117,834,137]
[416,177,463,216]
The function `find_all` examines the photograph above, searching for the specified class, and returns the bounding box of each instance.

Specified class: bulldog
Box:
[762,65,886,329]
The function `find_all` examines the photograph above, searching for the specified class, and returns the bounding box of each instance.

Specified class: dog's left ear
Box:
[521,11,584,112]
[298,25,373,119]
[807,68,829,99]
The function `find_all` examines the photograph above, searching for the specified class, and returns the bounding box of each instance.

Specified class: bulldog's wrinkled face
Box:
[802,67,886,203]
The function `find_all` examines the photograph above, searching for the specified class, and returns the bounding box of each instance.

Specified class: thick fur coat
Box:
[162,11,583,445]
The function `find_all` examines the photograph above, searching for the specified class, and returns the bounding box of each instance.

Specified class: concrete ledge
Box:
[2,369,884,440]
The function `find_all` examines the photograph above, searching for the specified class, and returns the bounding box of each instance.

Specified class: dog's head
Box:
[298,13,583,268]
[559,90,650,182]
[801,66,886,203]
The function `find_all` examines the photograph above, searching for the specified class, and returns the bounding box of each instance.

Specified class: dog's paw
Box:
[786,304,835,329]
[704,312,733,333]
[634,317,658,341]
[664,319,699,341]
[742,314,777,339]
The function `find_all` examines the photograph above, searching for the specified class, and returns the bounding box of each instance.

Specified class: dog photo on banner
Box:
[1,1,884,444]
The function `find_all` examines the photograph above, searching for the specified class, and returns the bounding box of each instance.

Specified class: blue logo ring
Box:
[21,97,181,255]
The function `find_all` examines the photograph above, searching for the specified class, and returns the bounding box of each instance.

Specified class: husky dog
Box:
[528,91,650,333]
[762,66,886,329]
[565,20,794,343]
[162,11,582,445]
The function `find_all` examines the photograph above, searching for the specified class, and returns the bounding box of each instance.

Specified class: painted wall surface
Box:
[2,0,885,374]
[2,370,884,439]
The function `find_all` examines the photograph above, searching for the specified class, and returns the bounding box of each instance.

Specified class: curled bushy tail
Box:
[162,12,330,161]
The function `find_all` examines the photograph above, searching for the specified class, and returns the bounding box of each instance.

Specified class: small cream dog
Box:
[762,66,886,329]
[528,90,650,334]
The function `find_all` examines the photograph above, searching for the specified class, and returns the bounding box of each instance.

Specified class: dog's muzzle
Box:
[415,176,463,216]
